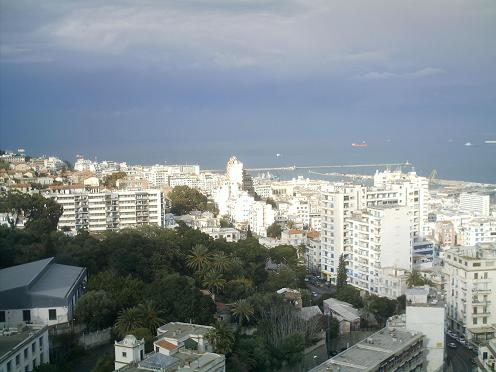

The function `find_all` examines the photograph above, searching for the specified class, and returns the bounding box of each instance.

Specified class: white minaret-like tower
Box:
[114,335,145,370]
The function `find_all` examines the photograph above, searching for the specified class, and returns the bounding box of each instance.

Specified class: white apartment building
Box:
[374,170,430,240]
[229,192,255,224]
[444,243,496,345]
[51,190,164,232]
[347,206,412,297]
[288,199,310,227]
[460,218,496,246]
[320,184,367,282]
[460,192,491,216]
[0,326,49,372]
[249,201,274,237]
[305,233,321,274]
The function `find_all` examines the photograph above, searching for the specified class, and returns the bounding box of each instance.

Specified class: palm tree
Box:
[210,251,231,272]
[206,321,235,355]
[202,271,226,297]
[137,301,165,334]
[115,307,142,336]
[186,244,211,272]
[406,270,425,288]
[230,299,254,327]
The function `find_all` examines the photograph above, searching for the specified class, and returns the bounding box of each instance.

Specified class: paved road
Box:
[445,334,477,372]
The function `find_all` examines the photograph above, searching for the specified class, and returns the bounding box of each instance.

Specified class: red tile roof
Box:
[156,339,177,350]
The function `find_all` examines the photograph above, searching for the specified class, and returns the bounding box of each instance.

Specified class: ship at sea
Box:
[352,142,368,148]
[485,140,496,144]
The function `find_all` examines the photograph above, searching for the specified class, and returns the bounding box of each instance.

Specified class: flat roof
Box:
[0,327,47,363]
[310,327,423,372]
[156,322,214,341]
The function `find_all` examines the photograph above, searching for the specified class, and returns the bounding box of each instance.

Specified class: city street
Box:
[445,334,477,372]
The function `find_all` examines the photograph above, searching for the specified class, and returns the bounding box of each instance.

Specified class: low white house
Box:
[0,258,87,328]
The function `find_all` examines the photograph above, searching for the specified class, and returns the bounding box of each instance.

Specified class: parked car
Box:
[459,339,467,346]
[448,342,457,349]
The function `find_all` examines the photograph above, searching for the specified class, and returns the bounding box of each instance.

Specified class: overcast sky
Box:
[1,1,495,173]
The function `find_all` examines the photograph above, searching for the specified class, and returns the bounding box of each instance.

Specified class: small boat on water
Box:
[352,142,368,148]
[485,140,496,144]
[465,142,473,146]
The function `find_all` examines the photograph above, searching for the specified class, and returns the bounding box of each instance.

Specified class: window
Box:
[49,309,57,320]
[484,272,488,279]
[16,354,20,364]
[23,310,31,322]
[40,352,44,363]
[474,273,478,279]
[7,361,12,372]
[122,352,127,358]
[0,310,4,323]
[24,348,28,358]
[473,318,478,325]
[483,317,487,324]
[39,336,43,349]
[32,343,35,353]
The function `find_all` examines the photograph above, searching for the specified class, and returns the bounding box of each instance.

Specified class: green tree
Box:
[92,354,114,372]
[0,192,62,233]
[75,290,117,331]
[137,301,165,334]
[266,222,282,239]
[128,328,154,353]
[406,270,425,288]
[366,295,398,326]
[336,254,348,289]
[206,321,235,355]
[168,185,215,215]
[246,225,253,238]
[265,198,277,209]
[278,333,305,366]
[334,285,363,308]
[210,251,231,272]
[202,271,226,296]
[103,171,126,188]
[231,299,255,326]
[186,244,211,272]
[115,307,143,336]
[269,245,298,267]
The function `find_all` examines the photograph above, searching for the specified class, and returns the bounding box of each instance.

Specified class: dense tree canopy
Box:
[266,222,282,238]
[168,185,217,215]
[0,192,62,233]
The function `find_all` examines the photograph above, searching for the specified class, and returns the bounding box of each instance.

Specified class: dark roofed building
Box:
[0,258,86,328]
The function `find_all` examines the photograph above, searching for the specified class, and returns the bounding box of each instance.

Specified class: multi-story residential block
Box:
[0,258,87,328]
[373,170,430,241]
[310,326,425,372]
[347,206,412,298]
[249,201,274,237]
[305,231,321,274]
[460,218,496,246]
[459,192,491,216]
[320,184,366,282]
[444,243,496,345]
[0,326,50,372]
[50,190,164,232]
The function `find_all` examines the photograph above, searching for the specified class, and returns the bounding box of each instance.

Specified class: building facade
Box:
[444,243,496,345]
